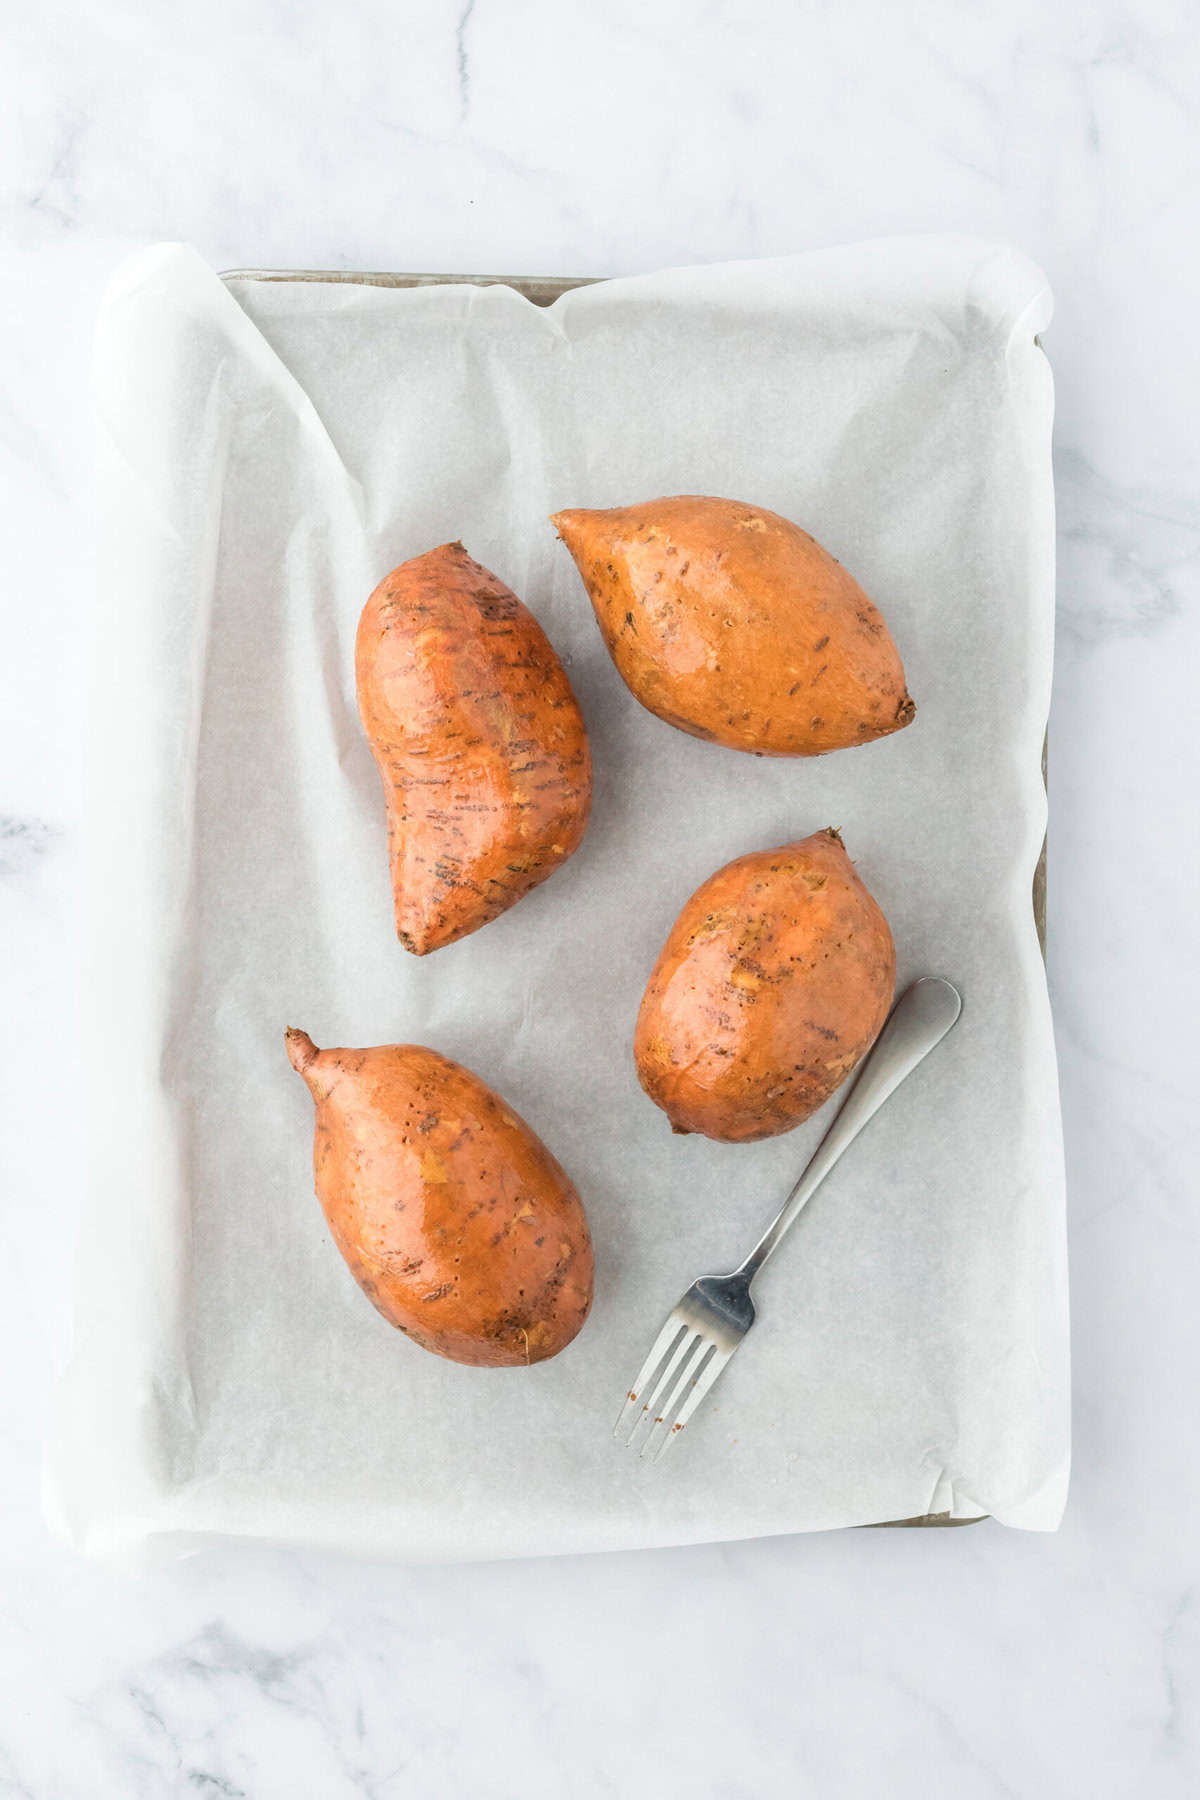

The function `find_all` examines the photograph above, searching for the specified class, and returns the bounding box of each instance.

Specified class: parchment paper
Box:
[47,239,1068,1560]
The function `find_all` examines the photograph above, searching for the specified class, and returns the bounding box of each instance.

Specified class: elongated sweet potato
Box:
[357,542,592,954]
[552,495,914,755]
[634,829,895,1141]
[286,1031,594,1366]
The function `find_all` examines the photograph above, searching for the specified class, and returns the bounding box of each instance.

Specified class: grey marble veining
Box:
[2,0,1198,1794]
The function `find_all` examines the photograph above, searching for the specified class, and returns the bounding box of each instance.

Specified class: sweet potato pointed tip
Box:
[549,507,596,542]
[285,1028,320,1076]
[396,925,435,956]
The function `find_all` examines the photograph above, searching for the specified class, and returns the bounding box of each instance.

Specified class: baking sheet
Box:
[47,238,1068,1560]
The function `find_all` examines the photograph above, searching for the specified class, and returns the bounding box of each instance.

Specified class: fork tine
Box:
[649,1343,734,1461]
[639,1338,722,1460]
[612,1316,687,1440]
[625,1329,706,1449]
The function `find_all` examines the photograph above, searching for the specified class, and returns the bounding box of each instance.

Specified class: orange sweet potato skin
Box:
[286,1031,593,1366]
[634,830,895,1142]
[552,496,914,756]
[356,541,592,955]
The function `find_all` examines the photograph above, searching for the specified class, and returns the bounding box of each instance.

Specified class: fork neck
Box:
[733,1237,774,1287]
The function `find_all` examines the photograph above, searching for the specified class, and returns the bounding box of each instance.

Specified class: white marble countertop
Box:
[3,1,1198,1794]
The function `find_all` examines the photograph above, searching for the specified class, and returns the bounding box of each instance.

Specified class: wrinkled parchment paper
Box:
[47,239,1068,1560]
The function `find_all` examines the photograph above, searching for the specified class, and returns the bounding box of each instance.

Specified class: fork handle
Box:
[734,977,962,1285]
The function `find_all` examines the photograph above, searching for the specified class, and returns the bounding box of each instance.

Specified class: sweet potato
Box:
[356,541,592,954]
[634,829,895,1141]
[551,495,914,756]
[286,1030,594,1366]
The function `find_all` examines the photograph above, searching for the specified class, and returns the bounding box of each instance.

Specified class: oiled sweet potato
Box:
[634,829,895,1142]
[552,496,914,755]
[356,542,592,954]
[286,1031,594,1366]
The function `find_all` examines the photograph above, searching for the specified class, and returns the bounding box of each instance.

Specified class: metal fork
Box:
[614,977,963,1460]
